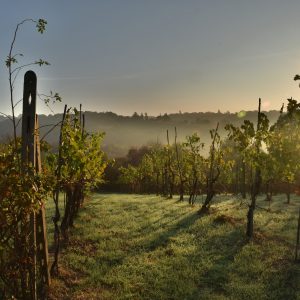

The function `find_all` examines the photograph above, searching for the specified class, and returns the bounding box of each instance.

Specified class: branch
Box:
[37,122,63,131]
[213,166,221,183]
[37,94,55,114]
[8,19,36,63]
[8,19,46,63]
[7,18,47,154]
[15,117,22,128]
[40,120,63,142]
[11,63,36,87]
[11,60,50,75]
[38,92,62,114]
[13,98,23,109]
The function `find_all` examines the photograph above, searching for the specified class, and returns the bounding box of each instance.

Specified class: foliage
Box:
[0,17,62,298]
[46,108,107,244]
[0,140,52,298]
[268,98,300,189]
[182,133,205,202]
[119,164,139,192]
[48,109,106,191]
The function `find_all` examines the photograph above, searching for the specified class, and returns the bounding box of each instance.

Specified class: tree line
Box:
[106,98,300,240]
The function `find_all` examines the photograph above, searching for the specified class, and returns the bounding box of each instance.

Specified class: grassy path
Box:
[48,194,300,300]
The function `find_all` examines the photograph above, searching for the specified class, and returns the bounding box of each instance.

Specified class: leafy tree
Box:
[225,119,256,198]
[166,130,177,198]
[199,123,223,213]
[0,139,52,298]
[246,99,269,238]
[148,144,167,195]
[218,139,238,194]
[174,127,187,200]
[268,98,300,203]
[126,146,151,166]
[182,133,204,205]
[48,109,106,239]
[119,164,139,193]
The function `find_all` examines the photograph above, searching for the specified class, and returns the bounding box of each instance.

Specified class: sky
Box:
[1,0,300,116]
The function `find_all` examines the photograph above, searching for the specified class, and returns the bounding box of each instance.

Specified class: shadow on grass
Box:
[188,227,247,299]
[143,212,199,252]
[265,259,300,300]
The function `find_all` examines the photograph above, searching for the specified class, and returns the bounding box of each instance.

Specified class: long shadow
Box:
[59,197,203,275]
[83,197,193,234]
[52,194,300,299]
[131,210,192,238]
[142,212,199,252]
[187,223,300,300]
[187,227,247,299]
[83,212,201,284]
[264,259,300,300]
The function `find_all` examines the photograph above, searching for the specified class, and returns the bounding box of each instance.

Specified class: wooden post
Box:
[51,104,67,276]
[22,70,37,300]
[295,207,300,261]
[22,71,37,166]
[246,98,262,238]
[79,103,82,126]
[166,130,173,199]
[35,116,51,286]
[174,127,184,201]
[21,71,50,298]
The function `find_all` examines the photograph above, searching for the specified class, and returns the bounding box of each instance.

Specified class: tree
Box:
[148,144,166,195]
[174,127,186,200]
[46,107,107,278]
[166,130,176,198]
[218,139,238,194]
[0,139,51,298]
[119,164,139,193]
[199,123,223,213]
[246,99,269,238]
[182,133,204,205]
[225,119,256,199]
[50,109,106,238]
[268,98,300,204]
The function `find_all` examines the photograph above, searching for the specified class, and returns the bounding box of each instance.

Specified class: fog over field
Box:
[0,109,280,157]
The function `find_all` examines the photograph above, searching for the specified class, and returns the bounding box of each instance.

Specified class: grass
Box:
[47,194,300,300]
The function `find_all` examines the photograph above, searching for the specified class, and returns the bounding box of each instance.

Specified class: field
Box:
[47,194,300,300]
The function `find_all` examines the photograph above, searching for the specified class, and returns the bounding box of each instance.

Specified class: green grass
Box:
[47,194,300,300]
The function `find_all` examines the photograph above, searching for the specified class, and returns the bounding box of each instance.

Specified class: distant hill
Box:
[0,110,280,157]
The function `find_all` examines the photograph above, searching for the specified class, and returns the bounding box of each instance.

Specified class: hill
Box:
[0,110,280,157]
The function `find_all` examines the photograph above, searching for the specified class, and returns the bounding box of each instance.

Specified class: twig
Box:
[40,120,63,142]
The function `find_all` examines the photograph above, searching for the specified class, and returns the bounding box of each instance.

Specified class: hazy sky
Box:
[1,0,300,116]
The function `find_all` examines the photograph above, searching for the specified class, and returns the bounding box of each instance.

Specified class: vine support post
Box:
[51,104,67,276]
[295,207,300,261]
[175,127,184,201]
[166,130,173,199]
[21,70,50,299]
[246,98,262,238]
